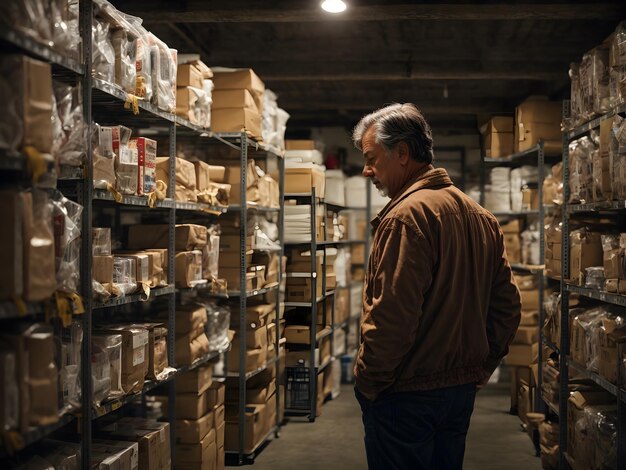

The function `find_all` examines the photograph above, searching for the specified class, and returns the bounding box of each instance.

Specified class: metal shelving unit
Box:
[480,141,561,416]
[556,102,626,469]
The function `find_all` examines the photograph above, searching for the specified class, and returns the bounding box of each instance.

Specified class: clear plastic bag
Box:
[50,190,83,294]
[205,302,231,353]
[611,115,626,200]
[60,321,82,412]
[110,28,136,93]
[92,18,115,83]
[112,257,137,295]
[50,0,81,60]
[568,136,595,204]
[52,81,86,167]
[92,333,123,400]
[0,1,51,45]
[148,33,176,112]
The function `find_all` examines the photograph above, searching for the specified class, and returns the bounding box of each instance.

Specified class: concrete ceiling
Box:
[112,0,625,136]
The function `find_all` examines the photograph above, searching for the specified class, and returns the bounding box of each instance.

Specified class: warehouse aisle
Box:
[252,383,538,470]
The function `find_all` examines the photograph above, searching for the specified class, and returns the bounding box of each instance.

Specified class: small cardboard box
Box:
[177,63,204,88]
[284,325,329,345]
[519,289,540,312]
[567,390,614,463]
[570,233,603,284]
[224,403,266,454]
[176,409,215,444]
[285,167,326,198]
[171,390,210,420]
[175,332,210,366]
[480,116,514,135]
[212,108,261,138]
[212,88,258,111]
[514,96,562,153]
[100,326,149,395]
[176,305,207,335]
[513,326,538,345]
[228,346,267,373]
[206,382,226,408]
[92,440,139,470]
[506,342,538,366]
[115,253,151,284]
[132,322,168,380]
[176,428,216,464]
[175,250,204,288]
[194,160,211,193]
[93,255,114,285]
[212,69,265,113]
[485,132,514,159]
[286,140,317,151]
[177,364,213,395]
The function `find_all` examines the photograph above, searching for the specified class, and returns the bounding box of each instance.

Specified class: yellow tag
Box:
[23,146,48,184]
[124,94,140,115]
[106,183,123,203]
[2,430,25,454]
[13,298,27,316]
[147,191,157,208]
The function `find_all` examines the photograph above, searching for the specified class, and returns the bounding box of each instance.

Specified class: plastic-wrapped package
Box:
[585,406,618,470]
[110,28,136,93]
[92,124,115,190]
[584,267,605,290]
[568,63,582,128]
[115,145,139,195]
[576,307,611,371]
[203,225,220,280]
[51,191,83,294]
[51,82,86,167]
[205,302,230,352]
[543,162,563,205]
[50,0,81,60]
[521,227,540,265]
[92,18,115,83]
[611,115,626,200]
[148,34,176,112]
[610,21,626,68]
[113,257,137,295]
[568,136,595,204]
[92,333,123,399]
[90,343,111,407]
[60,321,82,412]
[0,1,51,45]
[92,228,112,256]
[590,46,611,116]
[177,86,211,126]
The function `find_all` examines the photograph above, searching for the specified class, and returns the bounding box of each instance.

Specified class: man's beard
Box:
[372,179,388,198]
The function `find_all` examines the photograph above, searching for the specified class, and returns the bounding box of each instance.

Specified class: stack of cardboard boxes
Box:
[569,228,603,286]
[225,368,277,455]
[173,366,225,470]
[97,417,171,469]
[602,233,626,294]
[127,223,213,289]
[284,140,326,198]
[176,305,211,366]
[507,273,540,419]
[544,218,563,278]
[502,219,522,264]
[211,69,265,138]
[176,59,213,128]
[219,226,255,291]
[481,116,514,158]
[514,96,562,154]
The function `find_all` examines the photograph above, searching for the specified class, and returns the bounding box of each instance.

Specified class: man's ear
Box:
[397,141,410,165]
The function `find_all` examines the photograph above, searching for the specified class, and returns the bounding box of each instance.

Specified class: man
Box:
[352,103,521,470]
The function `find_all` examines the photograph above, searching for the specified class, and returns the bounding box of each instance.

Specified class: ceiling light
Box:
[321,0,347,13]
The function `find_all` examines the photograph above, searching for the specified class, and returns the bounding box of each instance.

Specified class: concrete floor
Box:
[251,383,540,470]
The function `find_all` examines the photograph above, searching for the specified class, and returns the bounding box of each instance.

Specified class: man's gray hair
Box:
[352,103,434,164]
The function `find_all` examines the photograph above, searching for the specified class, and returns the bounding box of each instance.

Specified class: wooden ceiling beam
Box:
[114,2,625,23]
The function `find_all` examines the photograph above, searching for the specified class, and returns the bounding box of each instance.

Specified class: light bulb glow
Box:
[321,0,347,13]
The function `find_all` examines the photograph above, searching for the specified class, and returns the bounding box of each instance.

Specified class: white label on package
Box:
[99,127,114,158]
[133,346,145,366]
[132,331,149,349]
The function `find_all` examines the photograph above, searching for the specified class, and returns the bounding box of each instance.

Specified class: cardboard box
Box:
[176,428,216,464]
[116,253,150,285]
[171,390,210,420]
[99,326,149,395]
[351,244,366,265]
[519,289,539,311]
[93,255,114,285]
[176,332,210,366]
[155,157,197,202]
[206,382,226,409]
[521,188,539,210]
[211,108,261,138]
[506,342,538,366]
[133,323,168,380]
[570,233,603,284]
[127,224,206,251]
[212,88,258,111]
[175,250,204,288]
[504,234,521,263]
[227,346,267,373]
[3,55,53,153]
[284,167,326,198]
[176,86,210,128]
[99,423,169,470]
[567,390,614,464]
[132,137,157,195]
[219,267,255,291]
[92,439,139,470]
[284,325,330,345]
[481,116,514,135]
[212,69,265,113]
[514,96,562,153]
[207,165,226,184]
[177,63,204,88]
[603,248,623,279]
[285,140,316,151]
[214,403,225,429]
[194,160,211,192]
[513,326,538,345]
[286,277,323,303]
[177,364,213,395]
[224,403,266,454]
[485,132,514,159]
[176,409,215,444]
[0,191,23,300]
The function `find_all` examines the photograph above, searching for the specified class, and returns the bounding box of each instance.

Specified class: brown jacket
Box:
[355,165,521,401]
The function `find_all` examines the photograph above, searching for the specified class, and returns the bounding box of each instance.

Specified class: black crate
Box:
[285,365,313,410]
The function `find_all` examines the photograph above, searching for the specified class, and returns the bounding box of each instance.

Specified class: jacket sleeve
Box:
[355,218,433,401]
[483,227,522,375]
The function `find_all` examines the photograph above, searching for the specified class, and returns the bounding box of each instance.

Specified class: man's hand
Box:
[476,369,492,391]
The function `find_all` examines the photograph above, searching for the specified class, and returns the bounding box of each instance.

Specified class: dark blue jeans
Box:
[355,383,477,470]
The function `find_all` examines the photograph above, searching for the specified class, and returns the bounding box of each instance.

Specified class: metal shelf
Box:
[284,193,324,202]
[0,413,76,458]
[510,263,544,273]
[231,204,281,213]
[93,285,175,309]
[225,425,278,457]
[93,375,174,419]
[0,28,83,75]
[174,200,228,214]
[177,350,223,373]
[284,292,334,307]
[227,356,280,380]
[197,285,279,299]
[565,103,626,141]
[212,133,283,159]
[541,394,560,415]
[0,300,47,320]
[92,189,171,209]
[483,144,545,166]
[492,210,540,217]
[568,200,626,214]
[564,284,626,308]
[567,357,625,400]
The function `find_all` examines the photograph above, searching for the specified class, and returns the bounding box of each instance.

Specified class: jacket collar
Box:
[370,165,454,231]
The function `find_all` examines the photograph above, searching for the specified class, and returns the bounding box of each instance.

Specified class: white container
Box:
[345,176,367,208]
[325,170,346,206]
